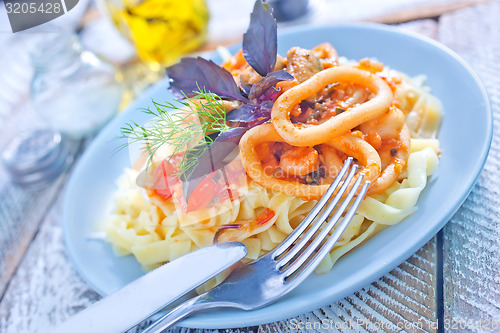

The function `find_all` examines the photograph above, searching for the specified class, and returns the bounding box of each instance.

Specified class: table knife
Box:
[52,242,247,333]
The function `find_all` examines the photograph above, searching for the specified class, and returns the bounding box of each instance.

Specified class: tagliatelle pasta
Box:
[105,171,315,271]
[104,42,443,284]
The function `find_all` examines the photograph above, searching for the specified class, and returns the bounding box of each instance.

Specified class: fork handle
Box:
[141,293,221,333]
[140,295,203,333]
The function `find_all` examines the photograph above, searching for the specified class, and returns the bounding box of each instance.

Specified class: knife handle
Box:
[51,243,246,333]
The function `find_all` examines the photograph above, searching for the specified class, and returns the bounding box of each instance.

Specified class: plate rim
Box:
[63,22,493,328]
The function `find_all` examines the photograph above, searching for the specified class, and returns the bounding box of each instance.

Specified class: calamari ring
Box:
[239,123,381,200]
[271,66,393,147]
[368,124,411,195]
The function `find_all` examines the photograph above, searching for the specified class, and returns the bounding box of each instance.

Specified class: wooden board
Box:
[0,182,101,332]
[439,2,500,330]
[202,0,487,50]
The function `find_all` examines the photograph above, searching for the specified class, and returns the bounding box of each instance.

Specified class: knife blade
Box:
[52,242,247,333]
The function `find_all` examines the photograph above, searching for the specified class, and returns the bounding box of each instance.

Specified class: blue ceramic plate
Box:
[63,24,492,328]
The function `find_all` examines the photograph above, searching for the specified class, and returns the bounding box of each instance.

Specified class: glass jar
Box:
[1,129,73,187]
[31,30,123,139]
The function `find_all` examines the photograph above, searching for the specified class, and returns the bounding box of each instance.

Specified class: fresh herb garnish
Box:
[121,0,295,204]
[119,89,234,179]
[226,70,293,125]
[181,126,248,200]
[167,57,248,103]
[242,0,278,77]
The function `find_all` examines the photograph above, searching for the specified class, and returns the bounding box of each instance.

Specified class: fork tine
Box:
[271,157,354,259]
[291,180,370,279]
[282,174,368,278]
[276,162,359,268]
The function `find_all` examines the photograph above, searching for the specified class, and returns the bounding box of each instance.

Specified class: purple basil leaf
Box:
[167,57,247,102]
[182,127,248,201]
[240,81,252,98]
[206,127,248,168]
[248,70,294,101]
[258,100,274,117]
[226,104,260,124]
[243,0,277,77]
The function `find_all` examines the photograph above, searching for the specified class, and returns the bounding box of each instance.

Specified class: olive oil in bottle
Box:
[108,0,209,68]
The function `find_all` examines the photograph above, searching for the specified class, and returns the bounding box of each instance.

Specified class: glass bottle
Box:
[0,30,124,188]
[31,30,123,139]
[103,0,209,69]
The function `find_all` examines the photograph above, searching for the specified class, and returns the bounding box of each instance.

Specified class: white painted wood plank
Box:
[0,177,66,296]
[439,2,500,328]
[0,184,100,333]
[0,99,74,297]
[206,0,486,45]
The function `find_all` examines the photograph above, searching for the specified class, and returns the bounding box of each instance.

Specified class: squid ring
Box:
[368,124,411,195]
[239,123,381,200]
[271,66,393,147]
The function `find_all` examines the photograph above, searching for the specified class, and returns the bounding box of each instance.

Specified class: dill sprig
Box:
[118,88,235,179]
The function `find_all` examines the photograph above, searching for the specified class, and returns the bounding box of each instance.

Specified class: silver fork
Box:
[142,157,369,333]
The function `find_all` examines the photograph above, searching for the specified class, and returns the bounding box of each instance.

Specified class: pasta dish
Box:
[104,1,441,293]
[105,47,441,290]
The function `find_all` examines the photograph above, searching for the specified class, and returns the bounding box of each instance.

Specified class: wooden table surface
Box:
[1,1,499,332]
